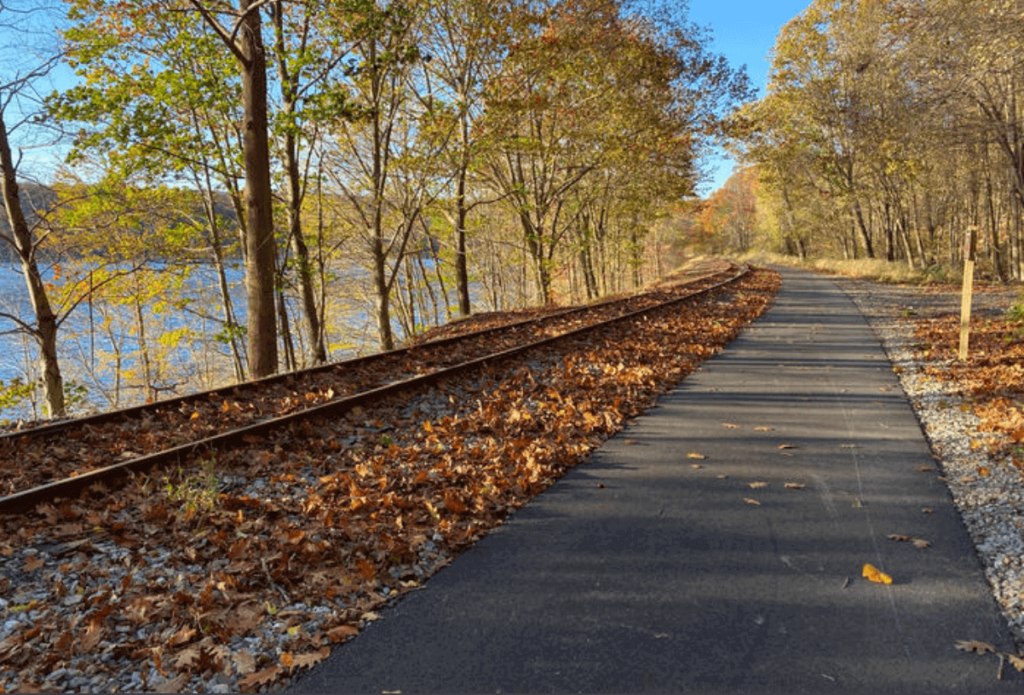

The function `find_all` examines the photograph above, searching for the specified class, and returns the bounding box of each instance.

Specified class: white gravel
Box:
[837,276,1024,649]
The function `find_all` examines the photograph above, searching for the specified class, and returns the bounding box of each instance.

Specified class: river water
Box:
[0,261,392,421]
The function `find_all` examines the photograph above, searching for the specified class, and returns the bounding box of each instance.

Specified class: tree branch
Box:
[187,0,247,64]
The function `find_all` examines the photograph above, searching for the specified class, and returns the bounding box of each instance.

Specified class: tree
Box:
[480,0,748,303]
[419,0,516,316]
[56,0,278,378]
[188,0,278,378]
[0,0,68,417]
[321,0,439,351]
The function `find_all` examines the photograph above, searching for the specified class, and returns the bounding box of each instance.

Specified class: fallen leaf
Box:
[748,481,768,489]
[778,443,795,450]
[862,563,892,585]
[754,426,773,432]
[153,673,190,693]
[175,646,200,670]
[955,639,996,655]
[79,621,105,652]
[167,625,196,648]
[722,423,740,429]
[22,556,43,572]
[1007,653,1024,672]
[912,538,932,549]
[233,650,256,676]
[54,631,74,655]
[743,498,761,506]
[917,465,934,473]
[623,439,639,446]
[783,482,806,489]
[238,665,283,691]
[292,647,331,670]
[356,558,376,581]
[444,490,468,514]
[888,534,914,542]
[326,625,358,643]
[922,508,933,514]
[715,474,728,479]
[690,464,703,469]
[361,611,381,622]
[686,452,706,460]
[978,467,991,477]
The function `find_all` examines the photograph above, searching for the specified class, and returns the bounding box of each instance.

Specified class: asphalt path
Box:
[292,267,1019,693]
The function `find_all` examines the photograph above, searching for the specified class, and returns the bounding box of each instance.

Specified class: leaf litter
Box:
[0,271,781,692]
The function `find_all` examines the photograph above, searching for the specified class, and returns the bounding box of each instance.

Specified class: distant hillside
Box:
[0,182,58,263]
[0,183,240,264]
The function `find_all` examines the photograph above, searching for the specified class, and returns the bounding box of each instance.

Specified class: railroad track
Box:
[0,261,781,695]
[0,260,748,513]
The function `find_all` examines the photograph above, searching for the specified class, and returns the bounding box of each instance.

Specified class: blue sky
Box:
[687,0,812,194]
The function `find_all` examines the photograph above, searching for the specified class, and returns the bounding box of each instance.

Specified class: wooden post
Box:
[959,227,976,361]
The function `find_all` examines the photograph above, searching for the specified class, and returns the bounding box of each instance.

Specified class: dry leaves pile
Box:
[0,270,780,692]
[913,311,1024,461]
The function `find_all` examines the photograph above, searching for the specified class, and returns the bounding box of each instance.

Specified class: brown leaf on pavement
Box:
[955,640,996,655]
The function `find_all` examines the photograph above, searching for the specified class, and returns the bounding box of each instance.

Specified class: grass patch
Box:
[740,252,930,284]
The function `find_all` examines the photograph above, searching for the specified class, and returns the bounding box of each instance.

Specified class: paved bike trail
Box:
[292,267,1018,693]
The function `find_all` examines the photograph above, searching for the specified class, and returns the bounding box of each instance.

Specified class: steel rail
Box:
[0,263,737,445]
[0,264,749,514]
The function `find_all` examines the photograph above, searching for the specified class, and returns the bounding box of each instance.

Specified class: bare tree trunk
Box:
[273,3,326,365]
[200,185,247,381]
[372,233,395,351]
[0,111,64,417]
[454,147,472,316]
[852,199,875,258]
[238,0,278,378]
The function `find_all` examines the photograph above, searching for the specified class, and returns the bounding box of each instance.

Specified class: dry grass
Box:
[740,251,930,284]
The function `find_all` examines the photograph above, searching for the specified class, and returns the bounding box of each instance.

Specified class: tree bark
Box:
[239,0,279,378]
[455,159,471,316]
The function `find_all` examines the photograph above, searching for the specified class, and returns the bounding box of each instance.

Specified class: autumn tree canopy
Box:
[730,0,1024,280]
